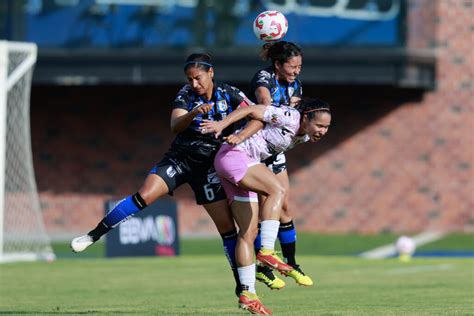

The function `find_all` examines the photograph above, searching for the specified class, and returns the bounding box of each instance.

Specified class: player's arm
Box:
[255,86,273,105]
[289,96,301,107]
[170,103,213,134]
[201,105,267,138]
[227,86,271,144]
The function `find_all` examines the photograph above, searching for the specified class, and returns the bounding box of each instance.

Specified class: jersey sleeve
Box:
[262,106,300,129]
[226,84,254,109]
[251,69,272,92]
[172,84,192,111]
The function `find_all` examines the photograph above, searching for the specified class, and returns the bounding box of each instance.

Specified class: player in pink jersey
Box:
[200,99,331,313]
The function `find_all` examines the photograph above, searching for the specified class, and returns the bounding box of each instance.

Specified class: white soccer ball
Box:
[253,10,288,42]
[395,236,416,255]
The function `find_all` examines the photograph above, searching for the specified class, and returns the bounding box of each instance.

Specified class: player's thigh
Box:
[202,199,235,234]
[137,173,171,205]
[239,163,285,197]
[146,155,188,203]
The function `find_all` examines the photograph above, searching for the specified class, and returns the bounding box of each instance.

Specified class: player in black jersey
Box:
[70,53,252,297]
[237,41,313,289]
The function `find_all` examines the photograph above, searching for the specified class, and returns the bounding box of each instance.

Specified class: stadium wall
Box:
[31,0,473,239]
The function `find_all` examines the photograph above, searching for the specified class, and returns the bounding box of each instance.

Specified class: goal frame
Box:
[0,40,54,262]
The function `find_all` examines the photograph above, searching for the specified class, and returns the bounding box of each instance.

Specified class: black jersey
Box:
[170,82,251,161]
[250,66,302,107]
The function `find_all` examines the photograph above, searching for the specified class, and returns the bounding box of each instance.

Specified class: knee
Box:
[239,225,258,243]
[215,218,237,234]
[271,183,287,204]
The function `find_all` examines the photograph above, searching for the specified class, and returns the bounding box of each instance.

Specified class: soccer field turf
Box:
[1,255,472,315]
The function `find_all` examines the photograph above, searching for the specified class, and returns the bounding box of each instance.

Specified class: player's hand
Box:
[224,134,244,146]
[193,102,214,115]
[200,120,223,138]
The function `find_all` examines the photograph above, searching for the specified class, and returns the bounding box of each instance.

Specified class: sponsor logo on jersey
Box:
[288,86,294,97]
[166,166,176,178]
[217,100,228,112]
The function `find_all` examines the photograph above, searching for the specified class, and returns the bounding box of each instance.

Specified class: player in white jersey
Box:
[200,99,331,314]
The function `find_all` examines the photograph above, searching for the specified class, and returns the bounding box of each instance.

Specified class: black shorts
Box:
[150,151,226,205]
[263,152,287,175]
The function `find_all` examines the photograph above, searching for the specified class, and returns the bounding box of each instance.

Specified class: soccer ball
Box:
[395,236,416,256]
[253,10,288,42]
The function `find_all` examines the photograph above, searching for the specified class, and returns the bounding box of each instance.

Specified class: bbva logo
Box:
[119,215,176,245]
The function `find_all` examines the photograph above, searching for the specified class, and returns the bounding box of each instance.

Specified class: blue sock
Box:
[254,223,262,252]
[103,193,147,228]
[278,221,297,266]
[221,229,241,295]
[221,229,238,269]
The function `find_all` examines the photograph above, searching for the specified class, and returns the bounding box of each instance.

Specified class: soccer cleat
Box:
[256,249,294,273]
[70,234,95,253]
[284,264,314,286]
[238,291,272,315]
[256,265,285,290]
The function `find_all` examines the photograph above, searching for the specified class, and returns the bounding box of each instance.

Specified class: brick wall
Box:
[285,0,473,234]
[32,0,473,238]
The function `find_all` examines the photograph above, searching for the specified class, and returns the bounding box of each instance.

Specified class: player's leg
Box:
[254,155,285,290]
[231,200,271,315]
[237,164,293,273]
[71,157,180,253]
[202,199,242,297]
[189,164,243,297]
[255,193,285,290]
[213,145,272,313]
[275,170,313,286]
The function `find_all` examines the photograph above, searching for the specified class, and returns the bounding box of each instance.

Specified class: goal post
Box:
[0,40,55,263]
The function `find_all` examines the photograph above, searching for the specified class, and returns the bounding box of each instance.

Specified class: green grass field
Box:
[1,234,473,315]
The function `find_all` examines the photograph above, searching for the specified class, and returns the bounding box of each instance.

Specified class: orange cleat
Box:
[238,291,272,315]
[256,249,294,273]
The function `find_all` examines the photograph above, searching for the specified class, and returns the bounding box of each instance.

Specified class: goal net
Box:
[0,41,55,263]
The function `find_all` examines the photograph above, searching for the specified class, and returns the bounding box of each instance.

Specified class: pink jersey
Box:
[235,105,302,161]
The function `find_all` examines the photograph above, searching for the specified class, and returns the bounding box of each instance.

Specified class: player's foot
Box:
[70,234,95,253]
[238,291,272,315]
[256,249,294,273]
[256,264,285,290]
[284,264,314,286]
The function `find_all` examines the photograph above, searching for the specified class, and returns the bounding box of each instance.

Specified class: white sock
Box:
[260,220,280,250]
[238,264,256,294]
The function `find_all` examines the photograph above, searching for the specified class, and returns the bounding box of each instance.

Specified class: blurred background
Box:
[0,0,472,243]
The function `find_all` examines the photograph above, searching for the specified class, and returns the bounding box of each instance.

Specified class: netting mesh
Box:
[2,44,54,261]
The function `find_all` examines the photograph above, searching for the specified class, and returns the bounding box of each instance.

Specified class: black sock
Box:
[281,241,296,266]
[87,221,111,242]
[279,221,297,266]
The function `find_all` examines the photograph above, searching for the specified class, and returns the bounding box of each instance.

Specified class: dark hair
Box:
[184,53,213,72]
[260,41,302,67]
[296,98,331,122]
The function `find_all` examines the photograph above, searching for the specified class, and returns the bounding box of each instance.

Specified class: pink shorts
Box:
[214,144,259,204]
